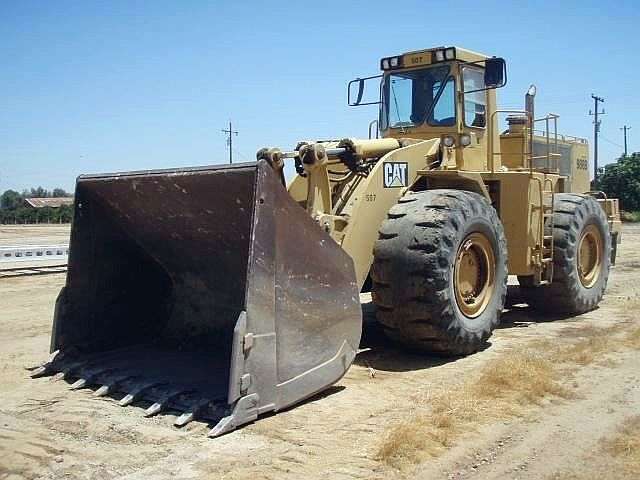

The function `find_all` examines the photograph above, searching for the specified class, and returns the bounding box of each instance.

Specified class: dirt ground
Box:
[0,225,71,247]
[0,224,638,480]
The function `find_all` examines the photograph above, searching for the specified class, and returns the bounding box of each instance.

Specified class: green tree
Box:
[1,190,23,210]
[23,187,51,198]
[58,204,74,222]
[598,152,640,212]
[14,206,36,224]
[0,187,74,223]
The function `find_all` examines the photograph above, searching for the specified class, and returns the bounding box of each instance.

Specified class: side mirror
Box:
[484,57,507,89]
[348,78,365,106]
[347,75,382,107]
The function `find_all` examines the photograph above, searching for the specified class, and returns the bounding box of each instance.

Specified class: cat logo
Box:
[383,162,408,188]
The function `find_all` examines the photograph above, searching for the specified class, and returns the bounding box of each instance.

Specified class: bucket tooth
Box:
[94,375,135,398]
[119,394,136,407]
[48,349,62,363]
[119,382,163,407]
[144,402,163,417]
[30,364,52,379]
[70,366,115,391]
[69,378,87,390]
[94,385,110,397]
[59,360,91,380]
[28,350,62,373]
[174,411,194,427]
[144,389,192,418]
[209,415,236,438]
[173,399,210,428]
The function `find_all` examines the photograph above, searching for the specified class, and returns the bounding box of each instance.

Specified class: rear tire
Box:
[518,193,611,314]
[371,190,508,355]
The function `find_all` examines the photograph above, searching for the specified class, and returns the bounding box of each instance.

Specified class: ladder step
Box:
[541,258,553,263]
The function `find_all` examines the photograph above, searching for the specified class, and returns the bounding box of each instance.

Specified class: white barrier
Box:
[0,245,69,263]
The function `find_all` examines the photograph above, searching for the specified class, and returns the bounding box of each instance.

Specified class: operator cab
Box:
[349,46,506,147]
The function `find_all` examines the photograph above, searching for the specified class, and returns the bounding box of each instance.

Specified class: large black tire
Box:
[371,190,508,355]
[518,193,611,314]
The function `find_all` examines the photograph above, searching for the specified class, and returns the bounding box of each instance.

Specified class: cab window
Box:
[430,78,455,126]
[383,65,456,129]
[462,67,487,128]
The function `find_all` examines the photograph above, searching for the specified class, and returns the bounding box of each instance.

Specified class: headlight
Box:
[460,134,471,147]
[443,135,455,147]
[433,48,455,62]
[381,56,402,70]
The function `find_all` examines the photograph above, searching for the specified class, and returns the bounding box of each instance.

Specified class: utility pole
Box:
[589,94,605,180]
[621,125,631,157]
[221,121,238,164]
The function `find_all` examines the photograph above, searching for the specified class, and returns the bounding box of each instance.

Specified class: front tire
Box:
[371,190,508,355]
[518,194,611,314]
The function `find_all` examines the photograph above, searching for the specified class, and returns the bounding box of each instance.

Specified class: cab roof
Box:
[380,46,490,71]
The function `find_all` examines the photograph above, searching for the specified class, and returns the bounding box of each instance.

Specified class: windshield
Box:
[382,65,456,129]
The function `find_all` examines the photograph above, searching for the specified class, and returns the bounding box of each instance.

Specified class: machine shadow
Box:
[257,385,348,419]
[353,299,480,373]
[497,284,581,328]
[356,283,585,373]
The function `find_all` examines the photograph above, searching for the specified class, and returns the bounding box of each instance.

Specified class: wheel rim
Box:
[577,224,602,288]
[454,232,496,318]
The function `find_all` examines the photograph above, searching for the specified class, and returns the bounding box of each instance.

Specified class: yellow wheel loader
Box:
[32,46,622,436]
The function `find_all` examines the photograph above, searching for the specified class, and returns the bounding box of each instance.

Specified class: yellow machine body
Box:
[34,45,621,437]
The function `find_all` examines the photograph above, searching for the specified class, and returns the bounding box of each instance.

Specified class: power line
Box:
[233,148,251,162]
[589,94,605,180]
[600,135,623,149]
[221,121,238,164]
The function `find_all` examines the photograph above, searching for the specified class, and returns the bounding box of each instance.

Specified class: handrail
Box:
[532,129,587,144]
[489,110,570,174]
[368,120,379,139]
[533,114,560,172]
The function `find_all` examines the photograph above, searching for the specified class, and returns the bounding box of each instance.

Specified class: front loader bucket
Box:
[35,160,362,436]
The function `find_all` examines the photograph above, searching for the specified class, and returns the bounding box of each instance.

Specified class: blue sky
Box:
[1,0,638,192]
